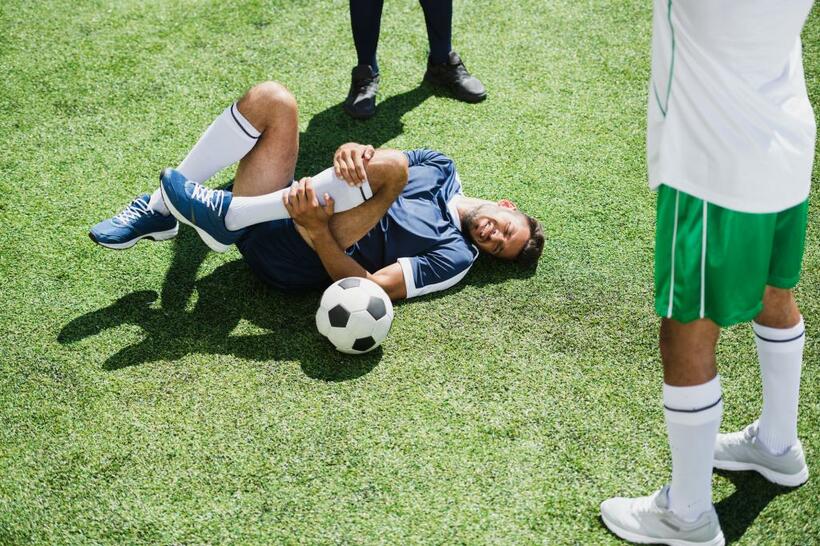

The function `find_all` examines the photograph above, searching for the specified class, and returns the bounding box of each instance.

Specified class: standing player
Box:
[601,2,815,545]
[343,0,486,119]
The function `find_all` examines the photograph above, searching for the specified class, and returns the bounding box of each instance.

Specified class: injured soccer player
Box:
[89,81,544,300]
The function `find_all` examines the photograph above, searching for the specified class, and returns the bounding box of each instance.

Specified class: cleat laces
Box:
[191,183,225,216]
[112,198,152,227]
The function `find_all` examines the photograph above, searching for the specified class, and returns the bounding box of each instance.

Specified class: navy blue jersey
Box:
[237,149,478,298]
[348,149,479,298]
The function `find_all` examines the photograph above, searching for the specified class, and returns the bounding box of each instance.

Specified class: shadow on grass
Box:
[59,229,383,380]
[714,469,791,544]
[598,470,793,544]
[294,84,433,177]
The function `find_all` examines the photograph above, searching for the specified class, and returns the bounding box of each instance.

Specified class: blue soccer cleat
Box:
[160,168,245,253]
[89,194,178,249]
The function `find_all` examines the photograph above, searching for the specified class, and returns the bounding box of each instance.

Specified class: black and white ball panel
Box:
[338,277,361,289]
[316,276,394,354]
[352,336,376,352]
[366,296,387,320]
[328,304,350,328]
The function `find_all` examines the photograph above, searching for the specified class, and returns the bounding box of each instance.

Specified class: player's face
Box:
[464,202,531,260]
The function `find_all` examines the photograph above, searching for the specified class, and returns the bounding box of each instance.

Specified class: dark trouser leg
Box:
[419,0,452,64]
[350,0,384,72]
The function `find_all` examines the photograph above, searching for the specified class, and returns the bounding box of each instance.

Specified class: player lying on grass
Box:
[89,81,544,300]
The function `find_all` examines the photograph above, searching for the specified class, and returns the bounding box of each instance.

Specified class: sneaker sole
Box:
[713,459,809,487]
[161,183,230,253]
[89,225,178,250]
[601,514,725,546]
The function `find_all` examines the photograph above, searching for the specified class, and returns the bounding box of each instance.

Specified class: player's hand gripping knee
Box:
[283,178,335,233]
[334,143,375,186]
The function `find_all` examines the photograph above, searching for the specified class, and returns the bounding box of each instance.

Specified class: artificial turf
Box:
[1,0,818,543]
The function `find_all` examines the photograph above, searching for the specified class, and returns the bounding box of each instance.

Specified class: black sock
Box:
[419,0,452,65]
[350,0,384,73]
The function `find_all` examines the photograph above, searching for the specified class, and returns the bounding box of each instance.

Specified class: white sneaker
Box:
[600,485,724,546]
[714,422,809,487]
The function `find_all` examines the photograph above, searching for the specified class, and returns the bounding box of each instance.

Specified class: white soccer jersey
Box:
[648,0,816,213]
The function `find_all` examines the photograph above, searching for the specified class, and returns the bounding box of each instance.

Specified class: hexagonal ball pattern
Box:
[315,277,394,354]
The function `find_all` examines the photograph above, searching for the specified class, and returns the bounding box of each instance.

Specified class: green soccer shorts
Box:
[654,184,809,327]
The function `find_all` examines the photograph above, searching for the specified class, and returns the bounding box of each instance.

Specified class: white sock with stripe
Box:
[753,318,805,455]
[223,167,372,231]
[147,103,261,216]
[664,376,722,521]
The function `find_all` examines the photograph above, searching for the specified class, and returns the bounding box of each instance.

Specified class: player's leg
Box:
[150,82,282,212]
[89,81,285,249]
[158,82,301,252]
[714,198,809,486]
[234,149,408,248]
[343,0,383,119]
[418,0,452,65]
[602,318,725,545]
[350,0,383,74]
[602,186,739,546]
[752,288,806,454]
[162,144,406,252]
[230,81,299,197]
[419,0,485,103]
[224,146,403,231]
[659,317,723,522]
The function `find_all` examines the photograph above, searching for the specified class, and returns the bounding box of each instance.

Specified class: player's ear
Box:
[498,199,517,210]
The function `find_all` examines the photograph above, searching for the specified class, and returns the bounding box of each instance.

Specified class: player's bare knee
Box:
[257,81,297,113]
[238,81,297,125]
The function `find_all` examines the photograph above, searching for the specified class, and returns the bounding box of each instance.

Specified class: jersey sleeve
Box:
[403,148,454,170]
[396,239,478,299]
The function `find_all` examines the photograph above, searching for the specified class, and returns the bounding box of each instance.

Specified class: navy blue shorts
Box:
[236,219,330,291]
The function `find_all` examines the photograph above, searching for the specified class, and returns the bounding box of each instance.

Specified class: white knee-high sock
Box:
[664,376,722,521]
[753,318,805,454]
[223,167,374,231]
[148,103,261,216]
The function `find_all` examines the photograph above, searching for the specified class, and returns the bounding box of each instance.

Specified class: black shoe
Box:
[423,50,486,103]
[343,64,380,119]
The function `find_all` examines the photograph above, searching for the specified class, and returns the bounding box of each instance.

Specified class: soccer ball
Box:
[316,277,394,354]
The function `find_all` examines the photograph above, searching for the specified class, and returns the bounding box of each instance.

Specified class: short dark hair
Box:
[515,214,544,268]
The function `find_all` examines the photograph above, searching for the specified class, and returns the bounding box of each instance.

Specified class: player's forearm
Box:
[328,151,407,249]
[308,226,370,281]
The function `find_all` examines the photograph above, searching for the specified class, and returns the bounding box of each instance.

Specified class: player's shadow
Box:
[714,469,790,544]
[59,86,433,377]
[59,231,383,380]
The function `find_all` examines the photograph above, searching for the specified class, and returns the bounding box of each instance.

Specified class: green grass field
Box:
[1,1,818,543]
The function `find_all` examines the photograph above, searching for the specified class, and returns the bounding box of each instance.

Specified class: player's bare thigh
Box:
[233,81,299,197]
